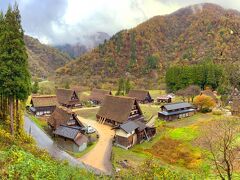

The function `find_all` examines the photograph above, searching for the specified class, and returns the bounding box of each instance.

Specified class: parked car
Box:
[82,126,96,134]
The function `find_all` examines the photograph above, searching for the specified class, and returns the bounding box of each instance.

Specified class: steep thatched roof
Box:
[31,95,58,107]
[56,88,79,105]
[89,89,112,103]
[97,95,142,123]
[201,90,218,102]
[231,97,240,112]
[127,90,152,101]
[48,106,82,129]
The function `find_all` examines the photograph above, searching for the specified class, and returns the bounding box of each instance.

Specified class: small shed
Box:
[127,90,153,104]
[89,89,112,104]
[54,125,88,152]
[30,95,58,116]
[56,88,81,108]
[156,95,172,103]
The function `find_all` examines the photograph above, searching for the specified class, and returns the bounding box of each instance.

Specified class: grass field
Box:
[139,104,160,120]
[112,111,227,178]
[75,108,99,120]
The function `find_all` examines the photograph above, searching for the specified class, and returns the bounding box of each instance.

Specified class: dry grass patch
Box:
[146,137,202,169]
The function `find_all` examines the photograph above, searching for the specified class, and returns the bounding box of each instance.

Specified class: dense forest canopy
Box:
[165,60,226,92]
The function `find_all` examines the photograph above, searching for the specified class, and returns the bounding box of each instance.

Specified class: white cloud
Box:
[1,0,240,45]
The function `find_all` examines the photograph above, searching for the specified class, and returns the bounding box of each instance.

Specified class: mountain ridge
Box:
[24,35,72,79]
[55,3,240,88]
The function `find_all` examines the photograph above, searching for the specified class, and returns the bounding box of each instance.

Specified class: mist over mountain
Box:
[55,32,110,58]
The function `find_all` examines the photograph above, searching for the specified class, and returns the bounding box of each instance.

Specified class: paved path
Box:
[78,116,115,174]
[23,116,84,166]
[23,116,104,175]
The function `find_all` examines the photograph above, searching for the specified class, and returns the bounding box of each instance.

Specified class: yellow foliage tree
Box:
[193,95,216,112]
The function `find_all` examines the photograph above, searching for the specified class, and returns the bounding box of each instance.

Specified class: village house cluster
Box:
[28,88,221,152]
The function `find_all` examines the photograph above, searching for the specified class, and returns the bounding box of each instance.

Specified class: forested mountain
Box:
[55,3,240,89]
[24,35,72,79]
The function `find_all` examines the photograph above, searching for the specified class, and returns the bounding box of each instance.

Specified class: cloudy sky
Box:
[0,0,240,45]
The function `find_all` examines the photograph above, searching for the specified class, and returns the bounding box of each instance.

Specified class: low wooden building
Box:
[56,89,81,108]
[30,95,58,116]
[96,95,144,126]
[54,126,88,152]
[156,95,172,103]
[48,106,87,152]
[115,121,156,149]
[158,102,196,121]
[89,89,112,104]
[96,95,156,149]
[127,90,153,104]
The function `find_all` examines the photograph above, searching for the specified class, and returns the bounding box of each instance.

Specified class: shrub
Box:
[212,110,223,116]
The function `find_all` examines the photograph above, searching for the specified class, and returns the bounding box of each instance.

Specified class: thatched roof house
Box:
[48,106,84,130]
[30,95,58,116]
[96,95,144,126]
[56,88,81,108]
[200,90,218,102]
[89,89,112,104]
[127,90,153,103]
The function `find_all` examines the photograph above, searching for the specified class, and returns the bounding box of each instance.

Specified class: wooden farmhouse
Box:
[30,95,58,116]
[231,96,240,116]
[96,95,156,149]
[48,106,88,152]
[127,90,153,103]
[56,88,81,108]
[115,120,156,149]
[89,89,112,104]
[158,102,196,121]
[229,88,240,103]
[156,95,172,103]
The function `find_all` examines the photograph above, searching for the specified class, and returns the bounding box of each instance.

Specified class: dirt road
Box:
[78,116,115,175]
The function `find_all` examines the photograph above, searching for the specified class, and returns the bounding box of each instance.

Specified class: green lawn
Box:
[112,111,228,178]
[75,108,99,120]
[140,104,160,121]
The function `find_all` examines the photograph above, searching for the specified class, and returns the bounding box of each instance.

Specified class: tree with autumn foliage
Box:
[193,94,216,112]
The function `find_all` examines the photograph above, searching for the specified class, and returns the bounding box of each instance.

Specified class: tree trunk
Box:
[16,99,19,134]
[9,97,14,135]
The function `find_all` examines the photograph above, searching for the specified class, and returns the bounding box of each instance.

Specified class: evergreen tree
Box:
[125,79,131,94]
[0,4,31,135]
[32,81,39,94]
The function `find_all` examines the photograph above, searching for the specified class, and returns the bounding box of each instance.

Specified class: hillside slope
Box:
[25,35,72,79]
[56,3,240,88]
